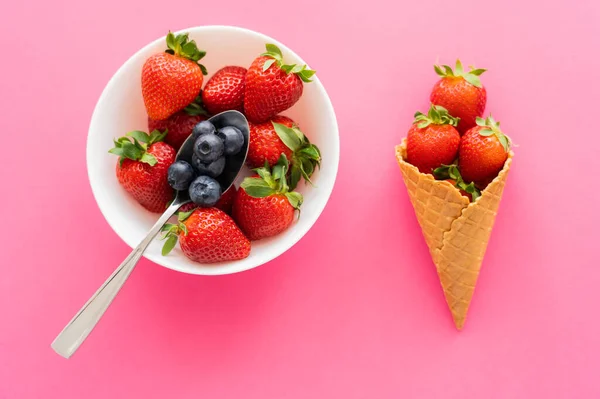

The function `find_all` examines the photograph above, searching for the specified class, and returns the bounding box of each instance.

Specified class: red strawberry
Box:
[161,208,250,263]
[247,115,293,168]
[202,66,247,115]
[458,116,511,187]
[406,104,461,174]
[142,32,207,120]
[430,60,487,134]
[148,95,208,151]
[233,156,302,240]
[109,130,175,213]
[433,164,481,202]
[244,44,315,123]
[247,115,321,190]
[178,185,237,215]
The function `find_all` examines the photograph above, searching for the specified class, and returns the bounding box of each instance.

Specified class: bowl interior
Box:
[87,26,339,275]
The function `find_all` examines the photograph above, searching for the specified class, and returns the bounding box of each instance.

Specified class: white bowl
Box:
[87,26,340,275]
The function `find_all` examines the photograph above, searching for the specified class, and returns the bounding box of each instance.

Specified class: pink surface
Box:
[1,0,599,397]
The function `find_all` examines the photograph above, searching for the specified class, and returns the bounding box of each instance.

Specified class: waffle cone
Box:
[395,139,513,329]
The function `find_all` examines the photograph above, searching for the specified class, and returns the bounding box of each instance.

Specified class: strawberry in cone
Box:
[397,101,513,329]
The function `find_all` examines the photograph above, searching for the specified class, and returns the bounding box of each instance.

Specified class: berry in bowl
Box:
[87,26,340,275]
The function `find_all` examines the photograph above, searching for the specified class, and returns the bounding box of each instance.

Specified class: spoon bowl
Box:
[172,110,250,208]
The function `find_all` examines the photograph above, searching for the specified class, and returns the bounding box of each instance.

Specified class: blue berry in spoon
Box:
[217,126,245,155]
[192,120,216,140]
[191,154,225,178]
[167,160,196,191]
[189,175,222,207]
[194,134,224,163]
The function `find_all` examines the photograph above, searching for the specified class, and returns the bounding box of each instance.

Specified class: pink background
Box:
[1,0,599,397]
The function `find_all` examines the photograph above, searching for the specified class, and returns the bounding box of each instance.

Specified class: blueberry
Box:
[189,175,222,207]
[194,134,224,163]
[192,120,216,140]
[191,154,225,178]
[217,126,245,156]
[167,160,196,191]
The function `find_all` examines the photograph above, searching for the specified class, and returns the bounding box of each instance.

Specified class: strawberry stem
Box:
[108,129,167,167]
[241,155,304,210]
[413,104,460,128]
[184,92,209,116]
[261,44,316,82]
[271,122,321,190]
[165,31,208,75]
[476,115,512,152]
[433,164,481,202]
[434,59,486,88]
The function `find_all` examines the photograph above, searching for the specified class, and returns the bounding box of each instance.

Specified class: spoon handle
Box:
[51,202,181,359]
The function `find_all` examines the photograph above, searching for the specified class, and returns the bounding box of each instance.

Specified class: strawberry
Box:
[458,115,511,187]
[247,115,321,189]
[430,60,487,134]
[406,104,461,174]
[433,164,481,202]
[109,130,175,213]
[178,185,237,215]
[161,208,250,263]
[142,32,208,120]
[202,66,247,115]
[147,95,208,151]
[233,155,302,240]
[244,44,315,123]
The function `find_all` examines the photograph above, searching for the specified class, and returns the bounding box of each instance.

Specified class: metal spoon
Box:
[52,110,250,359]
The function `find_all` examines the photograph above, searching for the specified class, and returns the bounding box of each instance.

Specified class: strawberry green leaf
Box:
[120,141,144,160]
[262,58,276,72]
[166,32,177,50]
[413,104,459,127]
[256,166,274,185]
[498,134,509,152]
[179,222,188,236]
[140,153,157,166]
[298,146,321,162]
[176,33,188,45]
[443,65,454,76]
[161,223,176,233]
[479,129,494,136]
[272,122,302,151]
[434,59,485,88]
[165,31,208,74]
[300,159,314,185]
[291,64,305,74]
[289,164,302,191]
[272,163,284,182]
[241,178,277,198]
[127,130,151,143]
[178,209,195,222]
[476,117,486,126]
[280,64,295,74]
[455,59,464,75]
[470,68,487,76]
[298,69,316,83]
[263,44,283,59]
[184,95,209,116]
[284,192,303,210]
[108,148,124,157]
[149,129,168,144]
[457,181,481,202]
[433,165,451,180]
[162,235,178,256]
[463,73,482,88]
